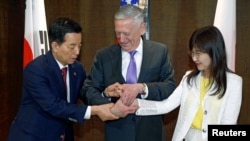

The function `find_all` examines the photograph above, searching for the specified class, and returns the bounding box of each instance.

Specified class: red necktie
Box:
[61,67,67,91]
[61,67,67,141]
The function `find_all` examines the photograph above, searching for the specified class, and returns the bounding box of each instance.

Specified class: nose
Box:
[119,35,124,42]
[192,55,198,61]
[74,46,81,55]
[118,34,126,43]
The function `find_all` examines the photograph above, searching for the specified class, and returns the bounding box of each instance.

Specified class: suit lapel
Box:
[68,64,78,103]
[46,51,68,100]
[110,45,126,83]
[138,40,152,82]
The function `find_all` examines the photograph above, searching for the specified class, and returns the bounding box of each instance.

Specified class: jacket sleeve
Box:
[220,74,242,124]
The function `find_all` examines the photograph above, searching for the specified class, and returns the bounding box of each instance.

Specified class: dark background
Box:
[1,0,249,141]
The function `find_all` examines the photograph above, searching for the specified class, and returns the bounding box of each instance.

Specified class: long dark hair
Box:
[187,25,233,99]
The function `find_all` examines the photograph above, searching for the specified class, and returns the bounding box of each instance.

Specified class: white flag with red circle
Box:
[213,0,236,71]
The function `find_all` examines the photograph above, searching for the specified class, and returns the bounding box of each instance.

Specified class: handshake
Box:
[92,82,145,121]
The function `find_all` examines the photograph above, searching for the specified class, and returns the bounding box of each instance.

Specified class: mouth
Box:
[71,58,77,61]
[120,43,130,49]
[195,63,201,67]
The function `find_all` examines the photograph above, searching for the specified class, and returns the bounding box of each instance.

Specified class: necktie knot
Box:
[129,50,137,57]
[61,67,67,72]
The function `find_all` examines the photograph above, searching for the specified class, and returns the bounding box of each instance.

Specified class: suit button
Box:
[60,134,65,140]
[204,110,207,115]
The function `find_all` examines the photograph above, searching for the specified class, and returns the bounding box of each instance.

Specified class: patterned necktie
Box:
[126,50,137,84]
[61,67,67,91]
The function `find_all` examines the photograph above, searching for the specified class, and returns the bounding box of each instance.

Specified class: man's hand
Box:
[104,82,122,97]
[91,103,119,121]
[111,99,139,118]
[120,84,143,106]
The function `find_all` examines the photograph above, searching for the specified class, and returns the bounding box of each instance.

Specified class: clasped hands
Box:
[104,82,143,118]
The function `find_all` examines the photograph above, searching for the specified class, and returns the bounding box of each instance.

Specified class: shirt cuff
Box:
[84,106,91,119]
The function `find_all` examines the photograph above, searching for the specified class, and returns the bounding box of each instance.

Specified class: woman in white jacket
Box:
[135,26,242,141]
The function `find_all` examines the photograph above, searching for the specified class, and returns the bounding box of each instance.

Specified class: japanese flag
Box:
[213,0,236,71]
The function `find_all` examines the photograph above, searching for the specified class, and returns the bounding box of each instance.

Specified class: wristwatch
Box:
[141,83,147,94]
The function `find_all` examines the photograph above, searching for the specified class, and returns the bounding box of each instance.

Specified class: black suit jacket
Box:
[81,40,176,141]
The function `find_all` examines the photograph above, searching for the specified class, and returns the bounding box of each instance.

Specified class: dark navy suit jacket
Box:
[81,40,176,141]
[8,51,87,141]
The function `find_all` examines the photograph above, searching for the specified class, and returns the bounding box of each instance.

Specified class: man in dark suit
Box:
[81,5,176,141]
[7,17,118,141]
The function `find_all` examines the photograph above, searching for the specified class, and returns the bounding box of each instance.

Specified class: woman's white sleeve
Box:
[135,73,187,116]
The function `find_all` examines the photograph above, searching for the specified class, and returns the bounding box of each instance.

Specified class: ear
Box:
[140,22,146,35]
[51,42,59,52]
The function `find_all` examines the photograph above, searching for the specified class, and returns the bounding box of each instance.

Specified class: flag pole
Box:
[139,0,150,40]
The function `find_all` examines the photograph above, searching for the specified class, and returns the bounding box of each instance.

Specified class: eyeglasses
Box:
[188,51,205,58]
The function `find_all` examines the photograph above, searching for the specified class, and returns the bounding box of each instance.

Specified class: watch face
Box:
[142,83,146,94]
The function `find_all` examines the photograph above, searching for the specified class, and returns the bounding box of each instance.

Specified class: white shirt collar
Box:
[56,60,68,69]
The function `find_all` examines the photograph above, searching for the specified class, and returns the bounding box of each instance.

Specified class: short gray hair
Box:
[114,4,145,26]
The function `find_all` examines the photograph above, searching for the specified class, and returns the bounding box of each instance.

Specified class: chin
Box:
[69,60,75,64]
[197,66,203,71]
